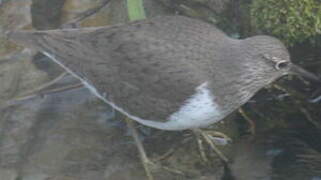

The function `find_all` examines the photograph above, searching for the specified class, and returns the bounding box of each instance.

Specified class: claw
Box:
[193,129,230,163]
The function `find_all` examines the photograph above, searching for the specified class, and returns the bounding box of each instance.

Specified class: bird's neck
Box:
[208,40,271,116]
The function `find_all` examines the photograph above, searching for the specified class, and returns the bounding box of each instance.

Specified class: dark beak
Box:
[290,64,321,83]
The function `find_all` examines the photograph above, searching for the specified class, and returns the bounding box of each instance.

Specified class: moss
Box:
[251,0,321,46]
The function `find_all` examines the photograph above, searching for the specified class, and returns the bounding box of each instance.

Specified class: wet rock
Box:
[228,129,321,180]
[144,0,174,18]
[78,0,129,27]
[190,0,231,14]
[0,169,18,180]
[31,0,66,30]
[0,0,32,56]
[0,0,32,32]
[157,0,231,24]
[228,136,273,180]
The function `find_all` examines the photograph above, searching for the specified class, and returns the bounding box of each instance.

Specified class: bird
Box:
[6,15,320,179]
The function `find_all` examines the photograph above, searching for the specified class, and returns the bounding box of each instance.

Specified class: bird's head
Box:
[241,36,320,85]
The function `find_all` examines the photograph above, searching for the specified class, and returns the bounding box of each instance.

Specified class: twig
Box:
[153,147,175,162]
[298,105,321,129]
[62,0,112,28]
[7,82,83,104]
[273,84,321,129]
[273,83,307,100]
[19,72,67,97]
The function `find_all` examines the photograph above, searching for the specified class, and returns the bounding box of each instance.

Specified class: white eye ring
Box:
[275,60,289,70]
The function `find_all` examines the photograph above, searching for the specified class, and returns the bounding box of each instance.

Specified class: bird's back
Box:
[8,16,236,129]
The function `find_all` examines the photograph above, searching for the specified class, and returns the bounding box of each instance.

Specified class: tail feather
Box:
[7,30,61,55]
[7,30,84,58]
[6,29,106,81]
[7,31,38,48]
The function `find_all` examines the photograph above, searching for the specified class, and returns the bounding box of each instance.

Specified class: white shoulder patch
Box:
[163,82,223,130]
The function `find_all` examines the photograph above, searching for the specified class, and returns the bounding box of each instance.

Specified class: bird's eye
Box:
[275,60,289,70]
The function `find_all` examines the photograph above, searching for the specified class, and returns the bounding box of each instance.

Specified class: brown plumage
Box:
[7,16,317,130]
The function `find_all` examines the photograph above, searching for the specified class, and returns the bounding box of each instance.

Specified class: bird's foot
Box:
[125,118,185,180]
[192,129,231,163]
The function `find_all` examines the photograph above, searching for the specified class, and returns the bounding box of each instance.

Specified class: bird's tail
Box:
[6,30,42,50]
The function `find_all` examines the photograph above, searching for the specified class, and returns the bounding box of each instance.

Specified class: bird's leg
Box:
[125,118,186,178]
[238,108,256,135]
[125,117,155,180]
[192,129,230,163]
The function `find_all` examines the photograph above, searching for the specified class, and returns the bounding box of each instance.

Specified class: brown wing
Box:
[8,16,226,121]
